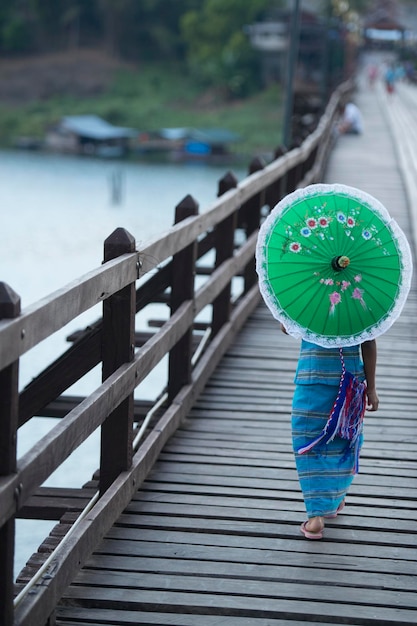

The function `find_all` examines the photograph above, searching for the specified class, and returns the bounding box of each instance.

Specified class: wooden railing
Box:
[0,80,352,626]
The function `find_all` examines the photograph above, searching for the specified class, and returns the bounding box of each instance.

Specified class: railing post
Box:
[240,157,265,291]
[100,228,136,496]
[285,162,300,195]
[0,282,21,626]
[266,145,287,208]
[168,195,199,402]
[212,171,238,336]
[302,144,318,183]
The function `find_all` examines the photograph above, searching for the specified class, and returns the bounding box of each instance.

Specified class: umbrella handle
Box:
[332,255,350,271]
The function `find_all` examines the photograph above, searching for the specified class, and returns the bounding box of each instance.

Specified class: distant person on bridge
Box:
[281,327,379,540]
[384,64,396,95]
[337,102,364,135]
[367,63,378,88]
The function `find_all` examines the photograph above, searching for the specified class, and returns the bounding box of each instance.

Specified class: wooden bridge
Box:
[1,71,416,626]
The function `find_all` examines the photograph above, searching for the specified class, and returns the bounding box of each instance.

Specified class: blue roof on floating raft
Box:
[60,115,138,140]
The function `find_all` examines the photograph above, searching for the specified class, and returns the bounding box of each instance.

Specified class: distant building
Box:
[45,115,138,157]
[363,0,417,47]
[245,21,288,53]
[364,5,405,45]
[245,3,350,148]
[398,1,417,45]
[246,8,344,95]
[244,20,288,84]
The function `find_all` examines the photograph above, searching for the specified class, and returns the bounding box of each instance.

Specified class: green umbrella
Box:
[256,183,413,347]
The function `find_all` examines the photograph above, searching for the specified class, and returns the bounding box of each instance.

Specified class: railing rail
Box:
[0,79,352,626]
[0,254,139,370]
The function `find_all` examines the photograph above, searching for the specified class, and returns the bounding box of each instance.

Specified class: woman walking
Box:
[289,336,379,539]
[255,183,411,539]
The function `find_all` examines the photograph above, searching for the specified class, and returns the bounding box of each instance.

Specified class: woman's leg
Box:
[291,384,357,524]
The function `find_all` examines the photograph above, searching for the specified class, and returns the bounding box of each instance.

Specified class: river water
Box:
[0,148,246,576]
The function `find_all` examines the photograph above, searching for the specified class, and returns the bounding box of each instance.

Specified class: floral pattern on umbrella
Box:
[256,183,413,347]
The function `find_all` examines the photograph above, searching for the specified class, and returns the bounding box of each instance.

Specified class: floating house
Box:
[45,115,138,157]
[136,127,240,159]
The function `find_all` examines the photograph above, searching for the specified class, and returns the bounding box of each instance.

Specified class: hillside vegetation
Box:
[0,51,283,160]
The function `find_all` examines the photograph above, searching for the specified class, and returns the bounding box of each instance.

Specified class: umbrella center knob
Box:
[332,255,350,271]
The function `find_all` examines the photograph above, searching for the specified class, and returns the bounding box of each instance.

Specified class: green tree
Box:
[181,0,278,97]
[0,0,36,53]
[0,0,101,54]
[97,0,200,61]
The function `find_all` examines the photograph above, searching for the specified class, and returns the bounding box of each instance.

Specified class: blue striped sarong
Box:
[292,382,363,518]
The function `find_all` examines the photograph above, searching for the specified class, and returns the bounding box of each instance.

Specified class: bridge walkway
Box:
[53,74,417,625]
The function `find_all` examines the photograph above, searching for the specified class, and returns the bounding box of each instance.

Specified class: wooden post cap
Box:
[0,282,21,319]
[104,228,135,262]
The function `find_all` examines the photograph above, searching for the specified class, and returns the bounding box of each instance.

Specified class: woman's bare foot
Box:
[305,516,324,533]
[300,516,325,539]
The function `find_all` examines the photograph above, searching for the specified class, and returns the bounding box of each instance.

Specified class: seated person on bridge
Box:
[337,102,363,135]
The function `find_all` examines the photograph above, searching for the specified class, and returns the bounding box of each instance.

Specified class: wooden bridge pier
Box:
[1,74,416,625]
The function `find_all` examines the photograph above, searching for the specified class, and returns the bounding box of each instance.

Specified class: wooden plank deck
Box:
[55,65,417,625]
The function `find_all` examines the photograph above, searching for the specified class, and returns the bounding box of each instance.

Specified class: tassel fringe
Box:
[297,348,366,474]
